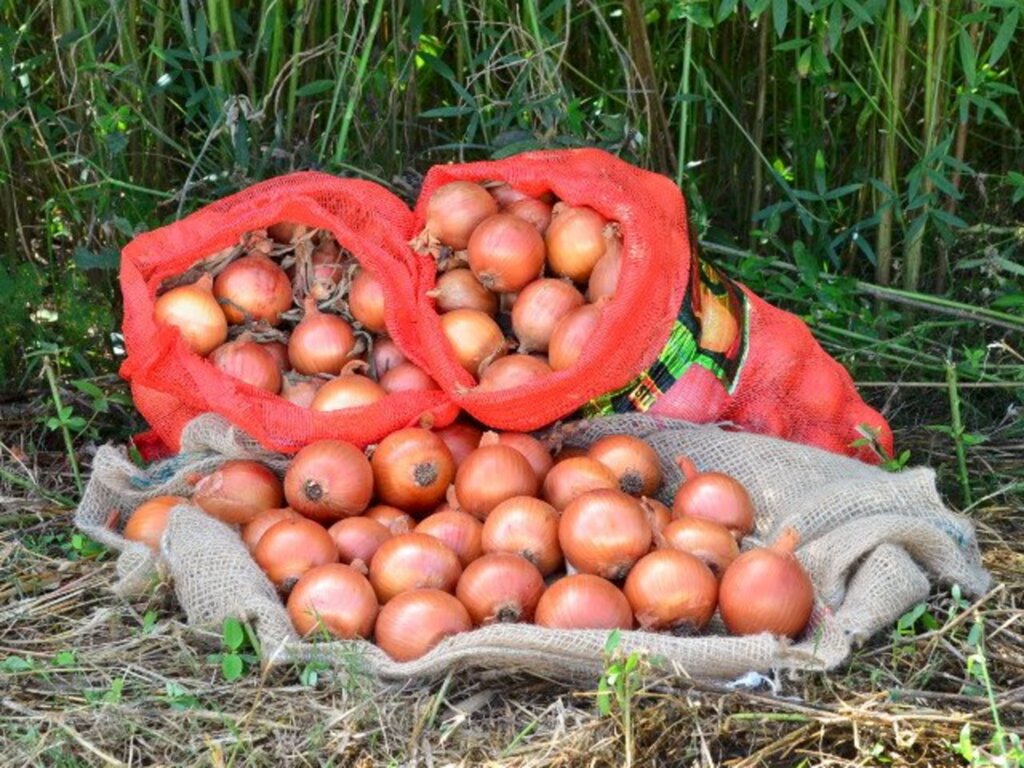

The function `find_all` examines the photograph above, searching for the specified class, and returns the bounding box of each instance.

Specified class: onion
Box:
[416,509,483,567]
[554,446,588,463]
[210,339,282,393]
[467,213,546,293]
[456,553,545,625]
[496,432,553,485]
[440,309,507,378]
[260,340,290,372]
[534,574,633,630]
[370,337,407,378]
[284,440,373,522]
[427,269,499,315]
[659,517,739,578]
[541,456,618,511]
[242,507,301,552]
[192,460,283,525]
[423,181,498,250]
[672,456,755,540]
[309,239,345,297]
[365,505,415,533]
[123,495,187,550]
[510,279,584,353]
[328,516,391,568]
[255,517,338,590]
[435,423,483,468]
[310,371,386,412]
[288,297,356,375]
[481,496,562,576]
[349,268,388,333]
[718,528,814,638]
[559,489,652,580]
[267,221,309,243]
[545,204,610,282]
[153,274,228,356]
[380,362,440,393]
[371,428,455,513]
[287,563,378,639]
[506,198,553,235]
[487,183,531,208]
[587,434,662,497]
[623,550,718,632]
[375,589,471,662]
[368,532,462,603]
[477,354,552,391]
[587,235,622,302]
[454,439,539,520]
[280,375,324,408]
[548,303,603,371]
[640,497,673,535]
[213,254,293,326]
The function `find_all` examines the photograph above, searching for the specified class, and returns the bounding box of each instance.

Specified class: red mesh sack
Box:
[405,150,893,463]
[119,172,458,454]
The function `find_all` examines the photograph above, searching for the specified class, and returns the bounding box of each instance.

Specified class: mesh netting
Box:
[75,414,988,684]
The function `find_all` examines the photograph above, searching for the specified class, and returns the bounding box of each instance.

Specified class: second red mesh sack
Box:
[404,149,893,463]
[119,172,458,454]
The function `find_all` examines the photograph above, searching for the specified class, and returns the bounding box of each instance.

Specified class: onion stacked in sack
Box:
[119,430,815,662]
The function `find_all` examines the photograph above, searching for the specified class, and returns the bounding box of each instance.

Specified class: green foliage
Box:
[208,617,260,681]
[597,629,648,767]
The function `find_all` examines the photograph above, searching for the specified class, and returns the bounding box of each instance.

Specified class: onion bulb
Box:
[368,533,462,603]
[416,509,484,567]
[209,339,282,393]
[487,183,531,208]
[379,362,440,393]
[287,563,378,639]
[541,456,619,511]
[371,337,407,378]
[371,428,455,514]
[284,440,373,522]
[289,297,356,375]
[672,456,755,540]
[718,528,814,638]
[280,375,324,408]
[310,371,386,412]
[456,553,545,625]
[587,434,662,497]
[548,303,603,371]
[349,268,388,334]
[640,497,673,535]
[534,574,633,630]
[328,516,391,568]
[477,354,552,391]
[434,423,483,468]
[558,489,652,580]
[242,507,302,552]
[439,309,507,378]
[659,517,739,578]
[623,550,718,632]
[364,505,415,533]
[213,254,293,326]
[427,269,499,315]
[123,495,188,550]
[423,181,498,250]
[510,279,584,353]
[482,496,562,576]
[375,589,471,662]
[467,213,546,293]
[454,439,539,520]
[192,460,283,525]
[267,221,309,243]
[153,274,228,356]
[587,236,622,302]
[496,432,553,485]
[255,517,338,590]
[545,205,610,282]
[506,197,553,235]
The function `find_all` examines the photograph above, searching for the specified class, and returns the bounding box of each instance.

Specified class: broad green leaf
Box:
[295,79,336,97]
[988,8,1019,65]
[223,617,245,651]
[772,0,788,37]
[222,653,244,681]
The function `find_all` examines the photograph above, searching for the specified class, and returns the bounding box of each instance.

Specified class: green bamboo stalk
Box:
[748,17,768,229]
[319,1,359,162]
[206,0,227,93]
[674,14,694,187]
[875,2,908,288]
[333,0,385,164]
[286,0,308,142]
[946,359,973,507]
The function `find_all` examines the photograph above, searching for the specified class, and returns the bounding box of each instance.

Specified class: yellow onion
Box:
[456,553,545,625]
[587,434,662,497]
[481,496,562,576]
[284,440,374,522]
[511,278,584,354]
[192,460,283,525]
[153,274,228,356]
[368,532,462,603]
[375,589,471,662]
[558,489,652,580]
[213,254,293,326]
[287,563,378,639]
[123,495,188,550]
[624,549,718,632]
[534,574,633,630]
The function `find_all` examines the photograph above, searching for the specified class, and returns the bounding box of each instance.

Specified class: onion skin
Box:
[623,550,718,632]
[435,423,483,468]
[542,456,619,511]
[545,205,609,282]
[365,505,415,533]
[506,198,553,235]
[267,221,309,243]
[427,269,499,315]
[641,497,673,535]
[482,496,562,576]
[280,376,324,408]
[416,510,483,567]
[153,274,228,356]
[371,337,407,377]
[587,434,662,497]
[456,553,545,625]
[477,354,552,391]
[467,213,546,293]
[587,237,622,302]
[487,183,532,208]
[349,268,388,333]
[375,589,471,662]
[287,563,378,639]
[310,373,387,412]
[371,428,455,514]
[242,507,302,552]
[368,533,463,603]
[210,339,282,393]
[328,516,392,567]
[534,574,633,630]
[454,444,539,520]
[214,254,293,326]
[659,517,739,578]
[380,362,441,393]
[123,495,188,550]
[192,460,284,525]
[260,340,290,372]
[511,278,585,354]
[548,303,603,371]
[718,528,814,639]
[289,298,357,376]
[440,309,507,378]
[255,517,338,591]
[672,457,755,540]
[424,182,499,250]
[558,489,653,580]
[497,432,554,485]
[284,440,374,522]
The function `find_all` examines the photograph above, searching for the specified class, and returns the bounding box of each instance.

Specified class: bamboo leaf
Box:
[717,0,740,23]
[772,0,788,37]
[958,30,977,88]
[988,8,1019,65]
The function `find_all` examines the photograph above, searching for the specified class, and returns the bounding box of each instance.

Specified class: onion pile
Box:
[152,224,431,407]
[413,181,624,382]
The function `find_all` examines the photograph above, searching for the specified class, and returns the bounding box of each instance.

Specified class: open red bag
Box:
[404,150,893,463]
[119,172,458,454]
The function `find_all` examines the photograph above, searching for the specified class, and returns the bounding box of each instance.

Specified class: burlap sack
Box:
[74,414,990,683]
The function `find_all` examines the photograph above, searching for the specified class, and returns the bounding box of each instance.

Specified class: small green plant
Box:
[597,629,647,768]
[208,617,260,681]
[162,681,202,710]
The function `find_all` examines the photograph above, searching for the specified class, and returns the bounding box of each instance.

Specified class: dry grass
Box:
[1,409,1021,767]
